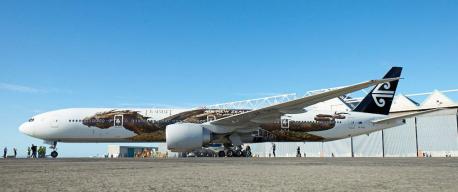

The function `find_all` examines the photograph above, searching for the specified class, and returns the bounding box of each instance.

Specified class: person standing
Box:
[13,148,17,158]
[31,144,37,159]
[27,147,31,158]
[3,147,7,158]
[272,143,276,157]
[297,146,301,157]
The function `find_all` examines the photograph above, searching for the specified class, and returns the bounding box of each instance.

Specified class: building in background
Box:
[108,145,158,158]
[249,90,458,157]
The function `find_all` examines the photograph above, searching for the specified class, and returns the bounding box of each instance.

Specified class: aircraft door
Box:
[281,118,290,130]
[347,116,356,129]
[114,115,123,127]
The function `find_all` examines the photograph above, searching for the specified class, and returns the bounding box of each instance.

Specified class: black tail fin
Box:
[353,67,402,115]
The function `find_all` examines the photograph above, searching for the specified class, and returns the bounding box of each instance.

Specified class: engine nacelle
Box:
[166,123,212,152]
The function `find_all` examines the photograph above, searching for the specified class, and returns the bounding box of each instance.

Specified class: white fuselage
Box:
[19,107,402,143]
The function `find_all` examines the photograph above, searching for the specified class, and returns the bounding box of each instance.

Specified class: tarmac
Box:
[0,157,457,192]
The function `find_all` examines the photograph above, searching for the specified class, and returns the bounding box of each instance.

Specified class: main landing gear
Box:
[219,145,252,158]
[186,144,252,158]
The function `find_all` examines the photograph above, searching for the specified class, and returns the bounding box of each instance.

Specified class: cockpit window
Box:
[28,118,34,122]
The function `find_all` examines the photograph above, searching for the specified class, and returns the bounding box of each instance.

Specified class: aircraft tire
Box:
[218,151,226,157]
[235,150,243,157]
[51,151,58,158]
[226,150,234,157]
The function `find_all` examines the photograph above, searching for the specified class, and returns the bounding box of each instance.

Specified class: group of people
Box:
[269,144,308,158]
[2,145,41,159]
[3,147,17,158]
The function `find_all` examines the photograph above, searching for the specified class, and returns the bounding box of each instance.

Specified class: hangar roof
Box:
[390,94,420,112]
[419,90,456,109]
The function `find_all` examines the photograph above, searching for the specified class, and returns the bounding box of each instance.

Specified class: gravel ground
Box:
[0,157,457,192]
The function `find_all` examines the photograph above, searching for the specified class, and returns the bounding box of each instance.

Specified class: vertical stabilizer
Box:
[353,67,402,115]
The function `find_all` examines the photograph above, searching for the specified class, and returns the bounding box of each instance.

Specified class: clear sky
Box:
[1,0,457,157]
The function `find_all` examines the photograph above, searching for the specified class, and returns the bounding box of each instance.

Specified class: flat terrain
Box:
[0,157,457,192]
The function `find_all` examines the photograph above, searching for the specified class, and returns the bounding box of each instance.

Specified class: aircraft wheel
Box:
[246,151,252,157]
[218,151,226,157]
[235,150,243,157]
[51,151,58,158]
[226,150,234,157]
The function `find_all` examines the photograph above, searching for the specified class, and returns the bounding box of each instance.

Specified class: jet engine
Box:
[166,123,212,152]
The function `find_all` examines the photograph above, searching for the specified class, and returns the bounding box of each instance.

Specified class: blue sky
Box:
[1,0,457,157]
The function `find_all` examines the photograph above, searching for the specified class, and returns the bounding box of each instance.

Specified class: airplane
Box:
[20,67,424,158]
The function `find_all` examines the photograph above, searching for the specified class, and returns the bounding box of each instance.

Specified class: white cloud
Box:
[0,82,72,94]
[0,83,44,93]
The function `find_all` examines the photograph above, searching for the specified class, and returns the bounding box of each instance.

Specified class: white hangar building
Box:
[247,90,458,157]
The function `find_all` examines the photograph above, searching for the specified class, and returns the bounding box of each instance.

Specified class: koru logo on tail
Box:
[372,82,394,107]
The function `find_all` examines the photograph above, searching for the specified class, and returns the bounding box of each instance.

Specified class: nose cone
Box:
[19,123,33,136]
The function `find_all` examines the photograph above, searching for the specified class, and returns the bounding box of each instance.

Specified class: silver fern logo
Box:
[372,82,394,107]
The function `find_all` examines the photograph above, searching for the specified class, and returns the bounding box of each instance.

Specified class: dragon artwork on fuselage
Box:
[82,109,250,141]
[259,113,346,142]
[82,109,347,142]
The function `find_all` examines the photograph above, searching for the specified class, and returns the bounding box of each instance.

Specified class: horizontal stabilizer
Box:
[372,109,440,124]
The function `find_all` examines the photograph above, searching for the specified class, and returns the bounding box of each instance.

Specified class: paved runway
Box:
[0,157,457,192]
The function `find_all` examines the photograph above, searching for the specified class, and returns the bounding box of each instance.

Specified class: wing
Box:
[209,78,400,128]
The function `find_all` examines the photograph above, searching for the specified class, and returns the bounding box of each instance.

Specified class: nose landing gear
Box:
[45,140,59,158]
[51,141,58,158]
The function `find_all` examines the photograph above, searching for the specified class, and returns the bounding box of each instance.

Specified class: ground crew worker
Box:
[297,146,301,157]
[31,144,37,158]
[272,143,276,157]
